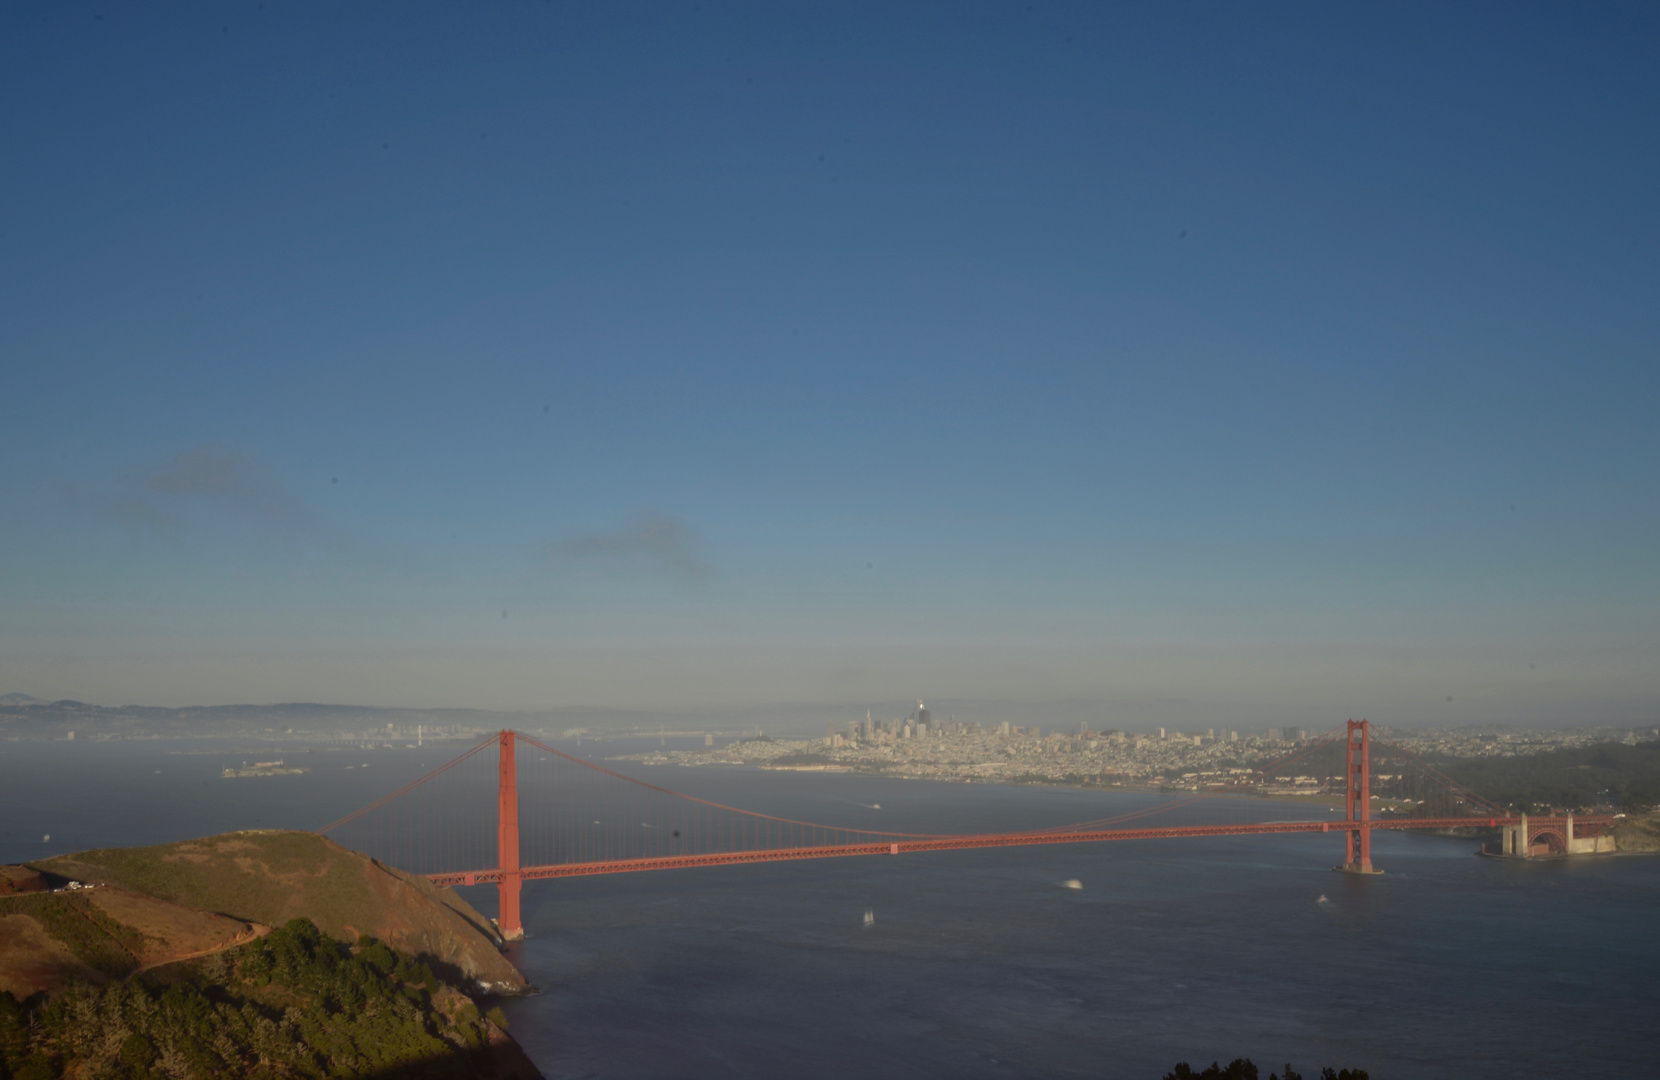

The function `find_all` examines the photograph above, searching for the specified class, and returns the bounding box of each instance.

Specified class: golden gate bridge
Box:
[316,720,1614,939]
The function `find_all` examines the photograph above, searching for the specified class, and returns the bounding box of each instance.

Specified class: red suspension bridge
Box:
[317,720,1614,939]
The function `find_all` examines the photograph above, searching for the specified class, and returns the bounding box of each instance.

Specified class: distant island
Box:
[0,831,539,1079]
[222,759,311,778]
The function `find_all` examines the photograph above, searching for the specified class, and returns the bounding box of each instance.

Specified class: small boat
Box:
[1063,879,1083,890]
[1317,894,1329,903]
[42,834,49,843]
[862,907,875,927]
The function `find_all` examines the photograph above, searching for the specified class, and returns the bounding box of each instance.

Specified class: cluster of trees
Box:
[1438,740,1660,812]
[0,917,512,1079]
[1164,1061,1368,1080]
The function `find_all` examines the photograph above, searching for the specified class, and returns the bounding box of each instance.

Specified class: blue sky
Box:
[3,2,1656,726]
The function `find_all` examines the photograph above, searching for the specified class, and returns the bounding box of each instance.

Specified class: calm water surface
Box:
[3,739,1656,1079]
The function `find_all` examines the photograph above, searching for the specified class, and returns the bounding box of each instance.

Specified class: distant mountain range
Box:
[3,693,1077,743]
[0,698,511,741]
[0,696,816,742]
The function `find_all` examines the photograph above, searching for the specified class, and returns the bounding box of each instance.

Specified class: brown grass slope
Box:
[32,830,527,992]
[0,887,257,997]
[0,866,46,895]
[0,909,99,997]
[1612,814,1660,852]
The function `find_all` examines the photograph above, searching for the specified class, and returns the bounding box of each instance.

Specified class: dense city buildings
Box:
[621,716,1660,802]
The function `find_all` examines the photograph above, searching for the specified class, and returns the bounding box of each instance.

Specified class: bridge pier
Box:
[1563,814,1619,854]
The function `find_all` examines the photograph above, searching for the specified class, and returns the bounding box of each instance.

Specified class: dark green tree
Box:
[1164,1060,1259,1080]
[1164,1060,1367,1080]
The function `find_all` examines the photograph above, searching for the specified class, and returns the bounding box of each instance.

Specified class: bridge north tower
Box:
[1338,719,1382,874]
[497,729,523,939]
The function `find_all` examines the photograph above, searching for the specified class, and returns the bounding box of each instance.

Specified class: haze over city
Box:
[3,3,1656,728]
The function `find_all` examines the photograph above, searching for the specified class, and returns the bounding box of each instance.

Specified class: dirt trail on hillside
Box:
[127,920,272,979]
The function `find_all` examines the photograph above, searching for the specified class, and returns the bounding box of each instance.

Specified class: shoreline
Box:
[687,757,1388,812]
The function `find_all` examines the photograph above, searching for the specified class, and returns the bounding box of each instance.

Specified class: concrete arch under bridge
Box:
[1495,814,1617,859]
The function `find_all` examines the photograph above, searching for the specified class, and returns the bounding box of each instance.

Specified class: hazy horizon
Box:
[1,688,1650,739]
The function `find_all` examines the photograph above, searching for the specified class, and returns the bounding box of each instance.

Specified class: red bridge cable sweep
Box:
[315,723,1615,942]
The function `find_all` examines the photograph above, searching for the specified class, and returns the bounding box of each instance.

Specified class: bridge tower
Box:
[497,729,524,939]
[1338,719,1382,874]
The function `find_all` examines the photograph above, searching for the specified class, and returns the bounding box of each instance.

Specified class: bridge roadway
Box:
[425,815,1601,886]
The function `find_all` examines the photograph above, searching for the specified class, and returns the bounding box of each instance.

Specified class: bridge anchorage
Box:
[317,720,1617,940]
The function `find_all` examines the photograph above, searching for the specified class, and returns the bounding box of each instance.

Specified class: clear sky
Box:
[3,2,1656,728]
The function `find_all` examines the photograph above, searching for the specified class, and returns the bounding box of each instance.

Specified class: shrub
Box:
[0,916,509,1079]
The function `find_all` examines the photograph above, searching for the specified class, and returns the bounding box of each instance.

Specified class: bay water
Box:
[3,738,1655,1078]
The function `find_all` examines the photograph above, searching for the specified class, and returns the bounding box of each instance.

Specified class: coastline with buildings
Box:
[614,706,1660,815]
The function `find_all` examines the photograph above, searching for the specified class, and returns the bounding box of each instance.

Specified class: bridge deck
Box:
[425,815,1604,885]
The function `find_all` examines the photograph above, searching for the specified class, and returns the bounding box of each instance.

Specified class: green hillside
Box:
[34,832,524,992]
[1437,740,1660,812]
[0,917,535,1079]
